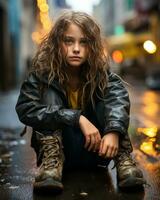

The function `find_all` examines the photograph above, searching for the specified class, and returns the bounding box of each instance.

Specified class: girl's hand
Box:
[99,133,119,158]
[79,115,101,152]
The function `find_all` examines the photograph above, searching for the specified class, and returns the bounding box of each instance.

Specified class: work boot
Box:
[114,153,145,189]
[34,131,64,192]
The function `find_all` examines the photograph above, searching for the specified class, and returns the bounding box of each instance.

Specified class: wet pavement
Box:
[0,82,160,200]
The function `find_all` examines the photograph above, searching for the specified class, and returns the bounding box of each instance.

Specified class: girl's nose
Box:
[73,43,80,54]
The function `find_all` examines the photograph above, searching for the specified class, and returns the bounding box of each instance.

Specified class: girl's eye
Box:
[80,39,88,45]
[64,38,73,45]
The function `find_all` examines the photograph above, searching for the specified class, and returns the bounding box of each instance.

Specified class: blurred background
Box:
[0,0,160,90]
[0,1,160,199]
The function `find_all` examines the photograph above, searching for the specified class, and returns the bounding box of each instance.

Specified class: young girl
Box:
[16,11,145,192]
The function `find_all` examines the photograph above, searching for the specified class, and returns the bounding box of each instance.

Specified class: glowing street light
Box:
[143,40,157,54]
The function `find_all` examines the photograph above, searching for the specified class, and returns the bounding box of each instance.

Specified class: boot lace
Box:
[112,153,136,169]
[40,136,61,170]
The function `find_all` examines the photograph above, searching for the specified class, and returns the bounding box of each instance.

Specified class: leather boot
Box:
[114,134,146,188]
[114,152,145,188]
[33,130,64,192]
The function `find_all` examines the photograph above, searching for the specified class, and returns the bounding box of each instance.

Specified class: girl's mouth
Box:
[69,56,81,60]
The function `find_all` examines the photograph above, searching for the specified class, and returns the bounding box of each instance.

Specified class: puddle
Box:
[130,127,160,159]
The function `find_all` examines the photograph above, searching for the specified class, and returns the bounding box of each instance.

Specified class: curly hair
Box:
[32,10,109,109]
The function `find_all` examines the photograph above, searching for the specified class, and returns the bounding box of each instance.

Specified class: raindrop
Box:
[9,185,19,189]
[5,182,11,186]
[9,141,18,146]
[19,139,26,145]
[80,192,88,196]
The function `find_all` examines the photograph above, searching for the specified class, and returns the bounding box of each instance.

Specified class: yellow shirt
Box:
[68,89,79,109]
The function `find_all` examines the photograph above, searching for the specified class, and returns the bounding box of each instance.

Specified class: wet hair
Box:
[32,10,109,109]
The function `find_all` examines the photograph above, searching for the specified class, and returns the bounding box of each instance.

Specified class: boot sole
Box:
[118,177,144,189]
[34,178,63,193]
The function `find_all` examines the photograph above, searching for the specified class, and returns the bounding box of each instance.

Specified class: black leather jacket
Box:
[16,70,130,136]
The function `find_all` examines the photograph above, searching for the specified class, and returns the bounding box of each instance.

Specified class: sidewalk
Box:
[0,89,23,129]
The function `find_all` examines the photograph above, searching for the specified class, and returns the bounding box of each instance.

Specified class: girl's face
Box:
[61,23,89,68]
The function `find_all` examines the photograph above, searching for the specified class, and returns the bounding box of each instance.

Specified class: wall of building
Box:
[93,0,135,36]
[0,0,36,90]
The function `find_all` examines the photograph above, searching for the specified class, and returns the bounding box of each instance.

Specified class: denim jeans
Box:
[62,126,110,169]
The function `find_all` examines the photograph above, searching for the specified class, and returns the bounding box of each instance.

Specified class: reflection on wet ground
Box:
[128,88,160,200]
[132,127,160,157]
[0,127,159,200]
[128,127,160,200]
[0,128,35,200]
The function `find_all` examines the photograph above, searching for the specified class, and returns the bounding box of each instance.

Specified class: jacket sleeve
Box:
[15,72,81,131]
[102,70,130,136]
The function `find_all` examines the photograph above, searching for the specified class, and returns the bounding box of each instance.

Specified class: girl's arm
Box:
[96,70,130,158]
[15,72,81,131]
[102,70,130,136]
